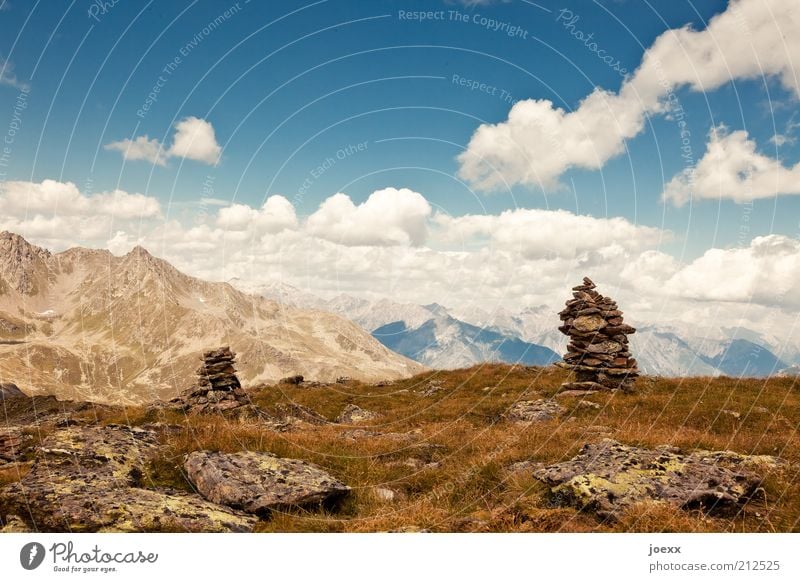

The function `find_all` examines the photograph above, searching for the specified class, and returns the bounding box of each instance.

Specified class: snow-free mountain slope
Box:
[0,232,423,404]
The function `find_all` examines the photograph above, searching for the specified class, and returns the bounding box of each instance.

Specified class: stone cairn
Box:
[556,277,638,392]
[170,347,253,414]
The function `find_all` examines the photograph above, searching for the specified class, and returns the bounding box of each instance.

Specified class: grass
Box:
[9,363,800,532]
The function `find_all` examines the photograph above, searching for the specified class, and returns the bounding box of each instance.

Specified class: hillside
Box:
[0,232,423,404]
[1,364,798,533]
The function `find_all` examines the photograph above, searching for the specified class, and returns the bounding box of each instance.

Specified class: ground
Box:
[2,364,799,532]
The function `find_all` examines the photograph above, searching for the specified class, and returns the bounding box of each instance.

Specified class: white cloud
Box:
[216,195,298,234]
[5,179,800,324]
[459,0,800,191]
[104,117,221,167]
[434,207,664,259]
[663,126,800,205]
[663,235,800,307]
[0,180,162,249]
[0,180,161,218]
[0,57,28,90]
[167,117,221,165]
[307,187,432,246]
[104,136,167,166]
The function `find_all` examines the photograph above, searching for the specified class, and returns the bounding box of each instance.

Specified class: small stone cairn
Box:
[171,347,253,414]
[556,277,638,392]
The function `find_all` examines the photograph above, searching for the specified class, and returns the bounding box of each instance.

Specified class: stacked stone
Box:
[197,346,241,392]
[557,277,638,392]
[171,347,253,414]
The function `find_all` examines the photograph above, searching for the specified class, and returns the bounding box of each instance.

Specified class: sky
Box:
[1,0,799,339]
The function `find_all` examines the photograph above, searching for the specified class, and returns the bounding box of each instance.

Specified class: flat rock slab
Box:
[185,450,351,515]
[505,399,565,423]
[534,439,776,522]
[0,425,255,532]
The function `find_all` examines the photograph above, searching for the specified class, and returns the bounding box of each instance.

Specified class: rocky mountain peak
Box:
[0,231,52,294]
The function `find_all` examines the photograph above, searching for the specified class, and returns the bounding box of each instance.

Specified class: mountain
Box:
[0,232,423,404]
[229,282,561,370]
[698,338,788,378]
[372,315,560,369]
[231,279,792,378]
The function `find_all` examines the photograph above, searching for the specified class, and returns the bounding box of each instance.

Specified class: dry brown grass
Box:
[9,364,800,532]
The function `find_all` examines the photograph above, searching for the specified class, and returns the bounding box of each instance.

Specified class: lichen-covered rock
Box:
[336,404,380,424]
[0,425,255,532]
[185,450,351,515]
[505,399,565,423]
[534,439,775,521]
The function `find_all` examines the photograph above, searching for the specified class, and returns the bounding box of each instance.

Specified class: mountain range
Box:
[242,280,793,378]
[0,232,423,404]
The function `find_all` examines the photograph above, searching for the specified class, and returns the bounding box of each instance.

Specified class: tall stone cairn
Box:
[556,277,638,392]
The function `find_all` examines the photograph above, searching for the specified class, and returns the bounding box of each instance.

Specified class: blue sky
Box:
[3,0,798,251]
[1,0,799,326]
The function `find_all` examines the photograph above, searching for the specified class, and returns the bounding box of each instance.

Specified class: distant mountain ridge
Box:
[238,279,791,377]
[0,232,423,404]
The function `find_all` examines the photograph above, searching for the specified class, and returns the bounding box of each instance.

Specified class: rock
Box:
[505,399,565,423]
[557,278,638,391]
[721,409,741,420]
[572,314,607,333]
[419,379,444,396]
[336,404,380,424]
[185,450,350,515]
[274,403,329,426]
[335,376,351,384]
[0,426,255,532]
[373,487,397,502]
[280,375,304,385]
[576,400,602,411]
[170,347,253,415]
[0,383,27,400]
[534,439,774,522]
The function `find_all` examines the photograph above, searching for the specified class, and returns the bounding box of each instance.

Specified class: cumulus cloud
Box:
[167,117,221,165]
[459,0,800,191]
[663,126,800,205]
[307,187,432,246]
[0,179,162,249]
[104,116,221,167]
[663,235,800,307]
[435,207,664,259]
[5,179,800,324]
[0,179,161,218]
[216,195,298,234]
[104,136,167,166]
